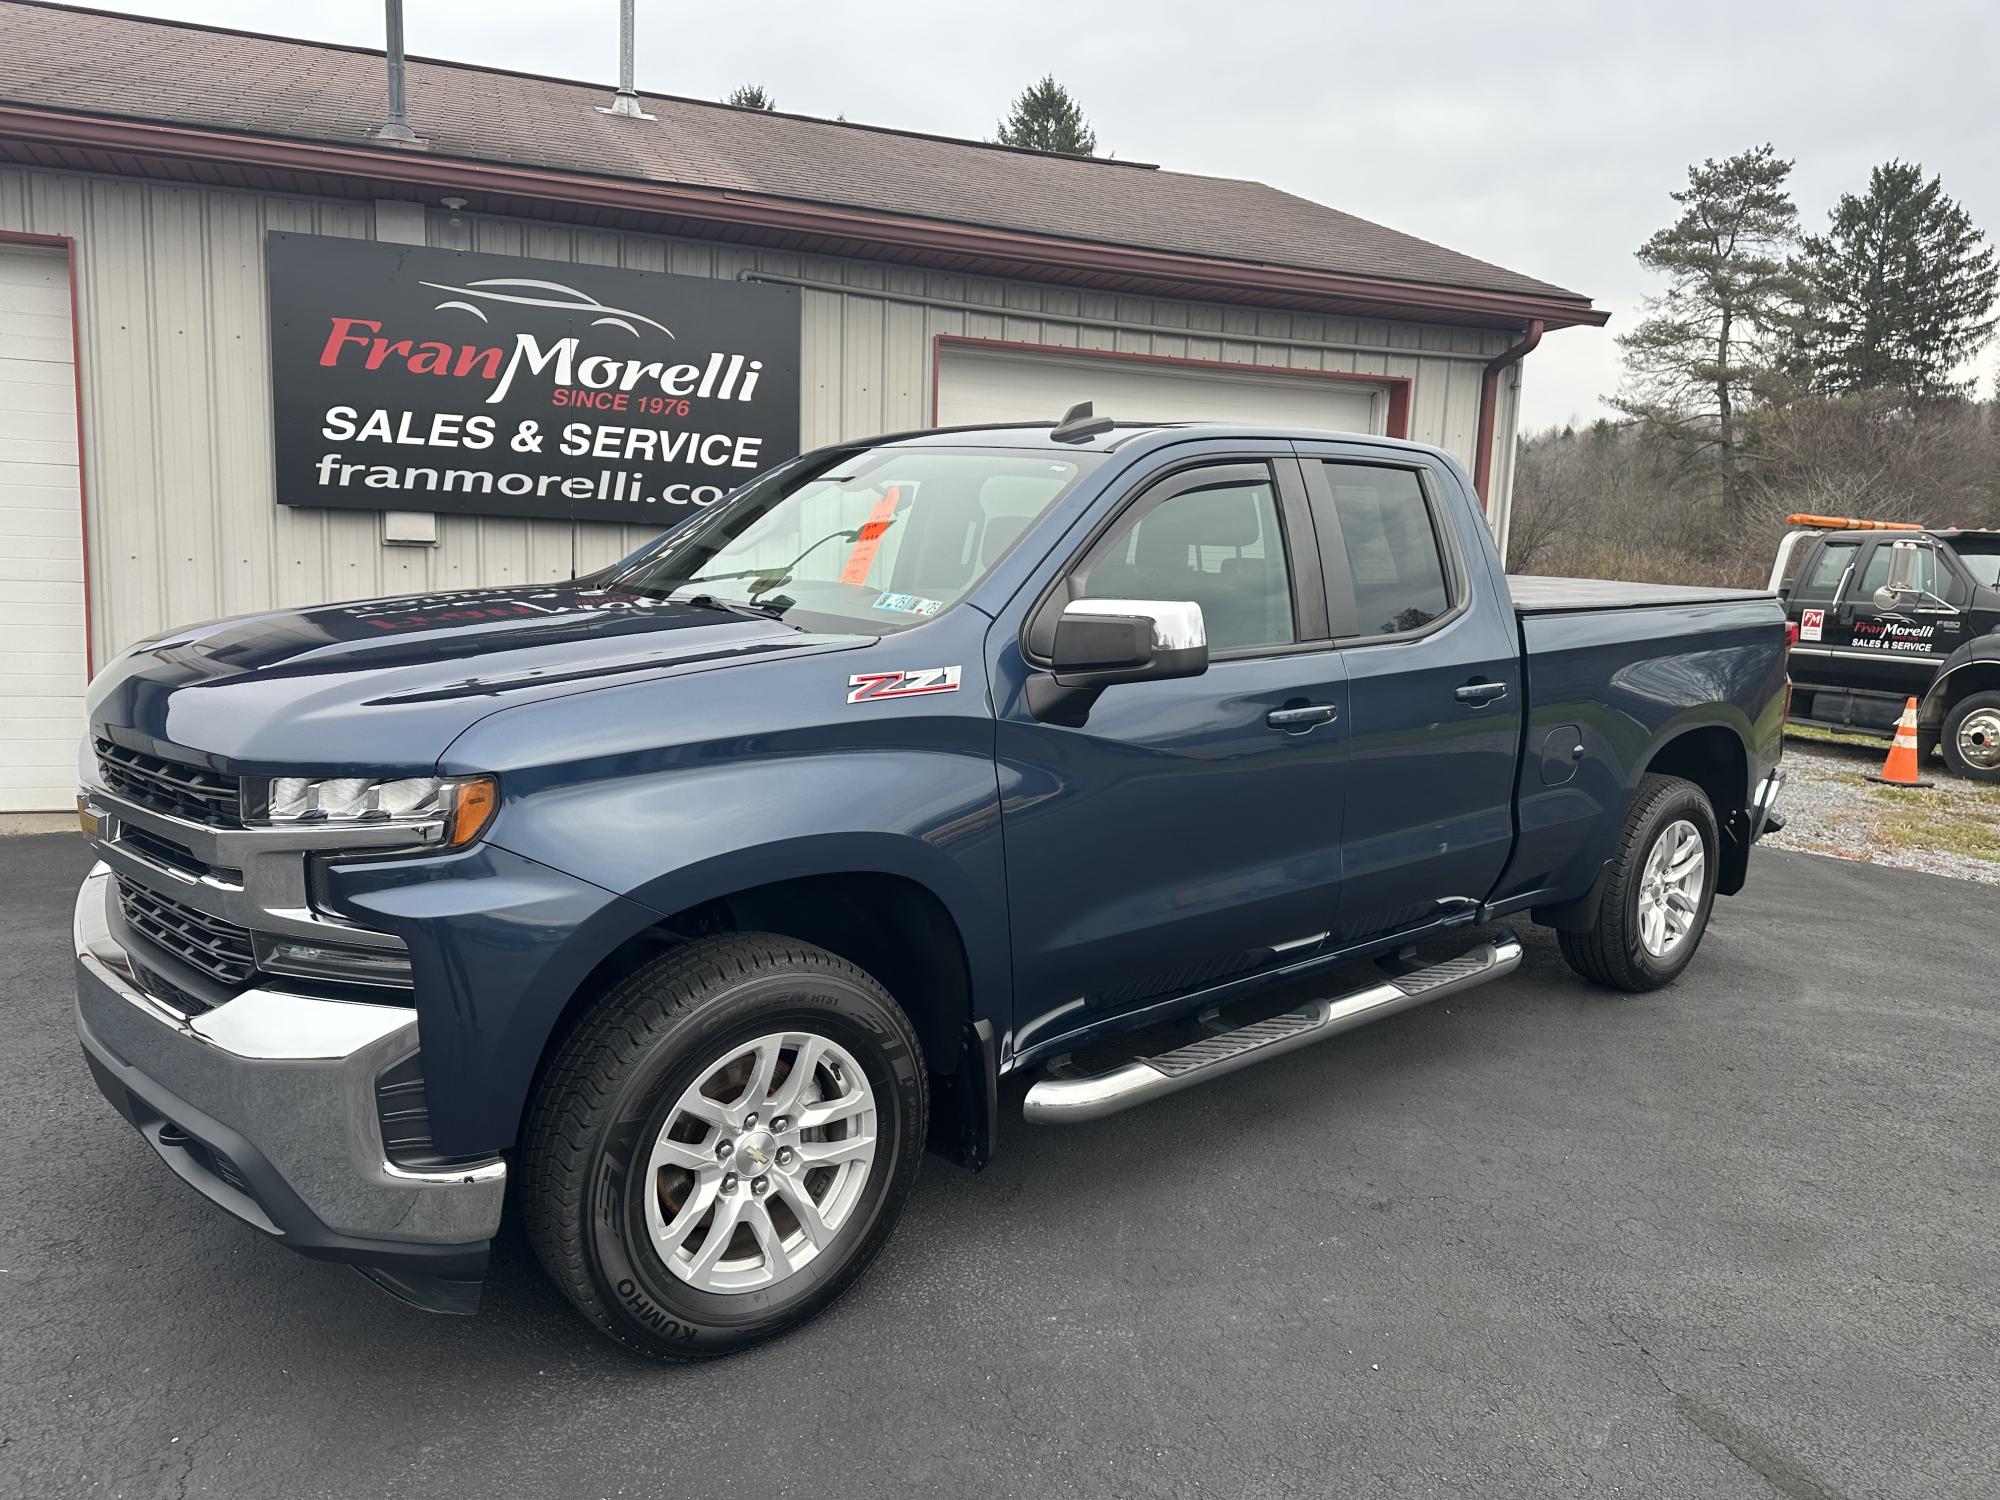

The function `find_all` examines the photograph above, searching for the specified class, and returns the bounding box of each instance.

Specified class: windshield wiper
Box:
[678,521,888,597]
[670,592,800,626]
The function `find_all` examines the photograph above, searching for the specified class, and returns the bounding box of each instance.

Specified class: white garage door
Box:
[935,342,1387,434]
[0,243,86,813]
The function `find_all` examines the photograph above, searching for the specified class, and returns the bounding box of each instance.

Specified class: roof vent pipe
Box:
[600,0,652,118]
[373,0,420,142]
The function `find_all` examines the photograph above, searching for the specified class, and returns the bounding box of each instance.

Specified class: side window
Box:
[1796,539,1859,601]
[1076,467,1296,654]
[1858,542,1954,604]
[1315,463,1451,637]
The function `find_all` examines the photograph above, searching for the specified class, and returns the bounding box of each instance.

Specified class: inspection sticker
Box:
[871,591,944,616]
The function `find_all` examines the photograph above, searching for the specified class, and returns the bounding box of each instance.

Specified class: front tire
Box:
[1940,691,2000,783]
[522,934,927,1359]
[1557,773,1720,992]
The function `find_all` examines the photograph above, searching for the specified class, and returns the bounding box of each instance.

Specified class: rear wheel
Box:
[1558,773,1720,992]
[522,934,927,1359]
[1940,691,2000,783]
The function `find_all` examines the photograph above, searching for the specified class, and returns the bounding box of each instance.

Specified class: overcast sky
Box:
[76,0,2000,428]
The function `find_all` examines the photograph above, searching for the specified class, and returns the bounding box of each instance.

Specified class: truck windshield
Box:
[607,446,1099,633]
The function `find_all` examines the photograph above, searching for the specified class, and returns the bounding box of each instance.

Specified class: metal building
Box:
[0,2,1602,810]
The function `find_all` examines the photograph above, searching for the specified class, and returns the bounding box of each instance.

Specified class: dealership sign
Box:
[266,232,801,524]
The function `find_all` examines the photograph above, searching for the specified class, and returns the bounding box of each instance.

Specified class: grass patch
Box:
[1786,722,1887,752]
[1869,803,2000,863]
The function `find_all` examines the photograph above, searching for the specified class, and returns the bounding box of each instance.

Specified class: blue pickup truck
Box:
[73,415,1788,1357]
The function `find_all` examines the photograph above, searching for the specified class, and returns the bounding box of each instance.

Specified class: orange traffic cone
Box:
[1868,697,1933,788]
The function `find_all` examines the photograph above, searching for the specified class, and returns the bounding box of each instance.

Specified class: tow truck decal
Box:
[847,665,962,703]
[1850,617,1937,652]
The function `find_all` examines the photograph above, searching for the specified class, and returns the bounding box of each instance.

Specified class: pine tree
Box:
[1792,161,1998,401]
[1613,145,1800,512]
[724,84,776,111]
[994,76,1098,156]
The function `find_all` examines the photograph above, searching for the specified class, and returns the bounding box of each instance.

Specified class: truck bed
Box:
[1507,575,1775,614]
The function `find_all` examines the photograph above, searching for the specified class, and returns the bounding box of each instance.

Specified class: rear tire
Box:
[1557,774,1720,993]
[1940,691,2000,783]
[522,934,927,1359]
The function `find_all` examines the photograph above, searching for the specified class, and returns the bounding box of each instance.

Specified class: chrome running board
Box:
[1021,931,1523,1125]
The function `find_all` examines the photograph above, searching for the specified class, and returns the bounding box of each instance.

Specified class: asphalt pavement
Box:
[2,830,1995,1499]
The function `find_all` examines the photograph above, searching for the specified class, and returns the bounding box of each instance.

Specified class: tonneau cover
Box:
[1507,575,1776,614]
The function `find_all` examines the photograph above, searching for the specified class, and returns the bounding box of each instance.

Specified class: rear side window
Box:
[1314,463,1451,637]
[1796,539,1859,600]
[1957,540,2000,589]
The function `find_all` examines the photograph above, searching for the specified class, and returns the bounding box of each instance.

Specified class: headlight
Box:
[254,773,499,847]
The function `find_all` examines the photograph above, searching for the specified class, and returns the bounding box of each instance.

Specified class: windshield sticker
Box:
[871,592,943,617]
[847,666,962,703]
[838,486,902,585]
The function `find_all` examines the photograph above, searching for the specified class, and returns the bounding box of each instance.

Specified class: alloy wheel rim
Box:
[1957,709,2000,771]
[642,1030,878,1294]
[1637,818,1705,959]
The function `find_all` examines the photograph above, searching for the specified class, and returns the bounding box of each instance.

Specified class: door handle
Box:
[1266,703,1339,731]
[1455,680,1508,706]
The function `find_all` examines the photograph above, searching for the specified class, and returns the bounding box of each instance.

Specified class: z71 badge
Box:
[847,666,962,703]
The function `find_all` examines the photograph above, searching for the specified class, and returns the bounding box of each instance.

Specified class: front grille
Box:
[127,956,218,1017]
[116,876,257,987]
[96,738,242,826]
[117,825,212,880]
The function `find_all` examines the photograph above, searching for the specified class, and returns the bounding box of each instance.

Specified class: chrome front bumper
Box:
[74,865,505,1309]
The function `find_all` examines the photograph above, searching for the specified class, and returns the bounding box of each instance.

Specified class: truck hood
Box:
[87,583,859,772]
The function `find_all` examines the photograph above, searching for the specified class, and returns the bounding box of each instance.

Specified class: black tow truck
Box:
[1771,514,2000,782]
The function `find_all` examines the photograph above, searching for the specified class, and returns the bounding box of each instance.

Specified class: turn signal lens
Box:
[446,775,499,848]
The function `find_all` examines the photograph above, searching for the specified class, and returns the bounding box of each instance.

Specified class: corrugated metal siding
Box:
[0,165,1522,664]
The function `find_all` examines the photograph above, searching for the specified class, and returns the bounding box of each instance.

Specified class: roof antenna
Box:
[598,0,656,119]
[372,0,422,143]
[1050,401,1114,443]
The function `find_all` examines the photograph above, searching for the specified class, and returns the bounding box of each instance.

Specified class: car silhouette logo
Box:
[418,276,674,339]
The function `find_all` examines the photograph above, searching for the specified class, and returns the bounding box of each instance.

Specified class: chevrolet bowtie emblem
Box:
[745,1144,768,1164]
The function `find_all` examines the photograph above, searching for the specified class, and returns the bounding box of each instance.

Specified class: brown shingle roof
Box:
[0,1,1592,312]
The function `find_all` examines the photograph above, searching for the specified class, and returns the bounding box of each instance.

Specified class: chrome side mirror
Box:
[1028,598,1208,725]
[1051,598,1207,675]
[1874,539,1954,612]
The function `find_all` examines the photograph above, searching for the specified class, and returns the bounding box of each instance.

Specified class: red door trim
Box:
[928,333,1412,439]
[0,228,92,677]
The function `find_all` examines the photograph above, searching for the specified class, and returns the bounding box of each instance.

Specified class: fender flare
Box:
[1919,633,2000,731]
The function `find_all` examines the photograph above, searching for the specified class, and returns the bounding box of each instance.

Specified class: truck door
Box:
[1837,537,1970,695]
[1295,447,1523,942]
[1786,534,1862,691]
[992,454,1350,1054]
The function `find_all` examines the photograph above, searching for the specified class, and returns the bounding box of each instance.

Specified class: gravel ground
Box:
[1768,734,2000,885]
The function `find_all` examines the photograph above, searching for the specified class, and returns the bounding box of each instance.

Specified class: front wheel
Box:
[1557,773,1720,992]
[522,934,927,1359]
[1940,691,2000,783]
